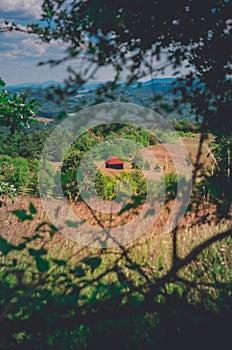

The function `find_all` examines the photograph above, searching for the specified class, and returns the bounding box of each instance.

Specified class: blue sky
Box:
[0,0,176,85]
[0,0,78,85]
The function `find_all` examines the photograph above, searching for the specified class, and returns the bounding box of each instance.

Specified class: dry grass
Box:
[147,134,214,173]
[34,116,53,123]
[93,134,214,178]
[0,134,228,271]
[1,194,230,272]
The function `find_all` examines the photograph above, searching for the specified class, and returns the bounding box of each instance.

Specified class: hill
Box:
[5,78,193,122]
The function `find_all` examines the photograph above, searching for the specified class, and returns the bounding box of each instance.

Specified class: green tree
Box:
[39,159,57,196]
[7,0,230,136]
[61,147,83,200]
[164,172,178,201]
[1,3,232,349]
[0,182,17,206]
[0,131,50,159]
[132,151,149,170]
[0,78,39,134]
[74,132,98,152]
[95,170,105,199]
[210,135,232,183]
[201,135,232,208]
[95,170,117,200]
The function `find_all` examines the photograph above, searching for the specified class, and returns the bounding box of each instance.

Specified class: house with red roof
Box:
[105,156,123,169]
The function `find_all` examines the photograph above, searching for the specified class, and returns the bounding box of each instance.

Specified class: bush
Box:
[0,155,30,189]
[0,182,17,206]
[0,131,50,159]
[39,159,57,197]
[164,172,177,201]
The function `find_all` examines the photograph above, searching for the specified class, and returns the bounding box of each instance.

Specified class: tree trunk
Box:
[10,124,16,134]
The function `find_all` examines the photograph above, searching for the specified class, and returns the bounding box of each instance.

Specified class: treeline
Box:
[1,118,230,208]
[170,118,201,133]
[1,91,230,208]
[0,123,156,200]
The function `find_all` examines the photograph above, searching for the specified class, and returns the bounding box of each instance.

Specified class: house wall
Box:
[106,164,123,169]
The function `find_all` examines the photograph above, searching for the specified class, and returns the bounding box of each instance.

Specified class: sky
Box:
[0,0,176,86]
[0,0,77,85]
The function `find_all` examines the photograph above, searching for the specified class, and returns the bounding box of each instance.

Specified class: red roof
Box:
[105,156,123,165]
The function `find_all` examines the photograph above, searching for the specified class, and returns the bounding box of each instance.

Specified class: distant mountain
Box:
[8,80,62,88]
[2,77,194,122]
[6,78,175,94]
[7,80,105,93]
[6,81,64,93]
[140,78,175,87]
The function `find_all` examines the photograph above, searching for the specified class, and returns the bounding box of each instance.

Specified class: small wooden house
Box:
[105,156,123,169]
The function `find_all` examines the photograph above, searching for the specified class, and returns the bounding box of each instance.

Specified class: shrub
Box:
[0,182,17,206]
[0,155,30,189]
[164,172,178,201]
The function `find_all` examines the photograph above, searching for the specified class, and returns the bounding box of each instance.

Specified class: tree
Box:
[164,172,178,201]
[61,147,83,200]
[4,0,231,135]
[74,131,98,152]
[0,131,50,159]
[210,135,232,183]
[38,159,57,196]
[0,78,39,134]
[1,3,232,349]
[132,151,148,170]
[203,135,232,208]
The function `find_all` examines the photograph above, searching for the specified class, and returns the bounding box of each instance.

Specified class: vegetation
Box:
[0,131,50,159]
[0,79,39,134]
[0,155,30,189]
[0,0,231,349]
[0,202,231,349]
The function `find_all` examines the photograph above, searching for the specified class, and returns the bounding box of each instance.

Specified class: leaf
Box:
[28,248,47,257]
[30,119,38,124]
[0,237,15,255]
[48,224,58,235]
[12,209,32,222]
[52,259,66,266]
[56,111,67,121]
[29,203,36,214]
[0,78,6,87]
[82,257,101,271]
[16,242,26,251]
[35,256,50,272]
[70,265,86,278]
[127,294,141,308]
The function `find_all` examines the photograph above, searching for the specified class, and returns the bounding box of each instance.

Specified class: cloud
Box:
[22,38,47,55]
[0,0,42,20]
[0,1,120,84]
[0,2,178,84]
[0,23,67,60]
[0,1,69,86]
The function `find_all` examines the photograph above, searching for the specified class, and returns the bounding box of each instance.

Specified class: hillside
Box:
[5,78,193,122]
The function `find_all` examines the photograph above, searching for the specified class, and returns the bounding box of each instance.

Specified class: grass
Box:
[0,195,231,348]
[0,131,231,349]
[1,195,231,287]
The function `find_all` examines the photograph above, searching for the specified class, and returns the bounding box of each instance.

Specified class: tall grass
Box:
[0,196,231,349]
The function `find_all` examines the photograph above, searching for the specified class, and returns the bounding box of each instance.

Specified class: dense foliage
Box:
[0,79,39,134]
[0,155,30,189]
